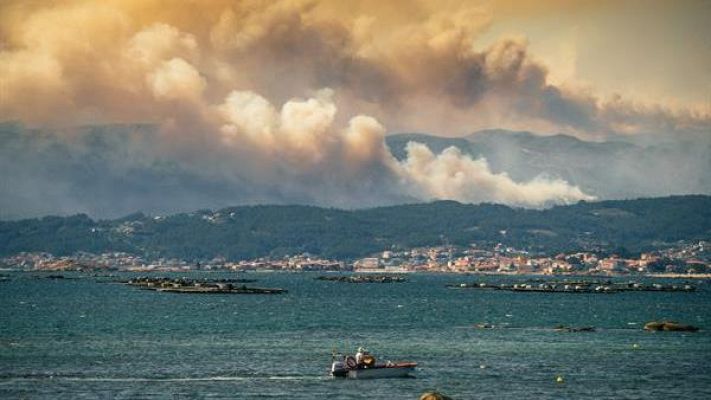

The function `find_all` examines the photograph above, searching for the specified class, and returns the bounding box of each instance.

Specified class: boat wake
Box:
[0,374,328,383]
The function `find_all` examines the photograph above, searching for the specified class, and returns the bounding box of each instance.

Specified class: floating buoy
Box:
[479,364,486,369]
[633,343,639,349]
[556,375,564,384]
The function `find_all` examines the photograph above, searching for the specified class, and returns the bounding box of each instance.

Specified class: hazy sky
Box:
[0,0,709,217]
[480,0,710,108]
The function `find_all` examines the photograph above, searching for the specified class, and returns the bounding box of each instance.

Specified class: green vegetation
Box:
[0,196,708,260]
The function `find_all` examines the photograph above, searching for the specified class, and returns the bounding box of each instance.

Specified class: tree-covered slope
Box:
[0,196,708,260]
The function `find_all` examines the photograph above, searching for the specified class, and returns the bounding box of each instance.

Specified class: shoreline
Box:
[4,269,710,279]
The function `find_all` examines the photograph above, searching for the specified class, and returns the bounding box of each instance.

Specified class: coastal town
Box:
[2,240,708,276]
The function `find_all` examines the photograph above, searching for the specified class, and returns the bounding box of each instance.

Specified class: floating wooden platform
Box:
[316,275,406,283]
[446,280,695,293]
[125,277,286,294]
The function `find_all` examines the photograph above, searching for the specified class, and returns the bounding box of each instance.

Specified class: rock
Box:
[644,321,699,332]
[643,321,665,331]
[554,325,595,332]
[662,322,699,332]
[419,392,453,400]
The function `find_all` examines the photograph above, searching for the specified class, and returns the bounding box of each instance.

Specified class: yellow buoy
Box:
[556,376,564,384]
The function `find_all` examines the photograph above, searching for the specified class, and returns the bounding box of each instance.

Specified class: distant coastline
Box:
[1,196,709,260]
[1,196,708,277]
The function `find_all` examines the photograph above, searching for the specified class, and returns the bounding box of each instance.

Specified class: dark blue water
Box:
[1,272,710,399]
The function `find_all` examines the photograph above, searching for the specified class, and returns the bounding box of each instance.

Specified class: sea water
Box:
[1,272,710,399]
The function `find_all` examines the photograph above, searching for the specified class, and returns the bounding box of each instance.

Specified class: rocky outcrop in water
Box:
[643,321,699,332]
[554,325,596,332]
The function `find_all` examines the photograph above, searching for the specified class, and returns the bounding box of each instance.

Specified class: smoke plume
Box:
[0,0,707,218]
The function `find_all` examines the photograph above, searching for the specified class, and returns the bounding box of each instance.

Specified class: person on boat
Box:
[356,347,378,368]
[355,347,366,365]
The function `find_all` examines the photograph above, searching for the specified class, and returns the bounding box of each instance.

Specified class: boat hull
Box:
[344,364,416,379]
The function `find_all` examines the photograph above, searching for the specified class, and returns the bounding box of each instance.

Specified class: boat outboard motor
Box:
[331,360,347,377]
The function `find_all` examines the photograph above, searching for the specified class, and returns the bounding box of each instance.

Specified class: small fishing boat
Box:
[331,348,417,379]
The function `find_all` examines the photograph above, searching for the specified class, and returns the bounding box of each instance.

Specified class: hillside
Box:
[0,196,708,260]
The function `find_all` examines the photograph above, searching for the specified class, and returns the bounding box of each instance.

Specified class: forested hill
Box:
[0,196,709,260]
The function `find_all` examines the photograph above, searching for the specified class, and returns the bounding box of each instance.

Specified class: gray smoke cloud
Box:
[0,0,708,218]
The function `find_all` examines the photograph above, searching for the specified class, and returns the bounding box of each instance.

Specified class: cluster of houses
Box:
[0,252,344,272]
[1,252,142,271]
[2,241,707,275]
[199,255,344,271]
[354,241,709,275]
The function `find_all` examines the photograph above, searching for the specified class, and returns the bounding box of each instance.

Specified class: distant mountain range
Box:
[1,195,708,260]
[2,123,709,219]
[386,129,711,200]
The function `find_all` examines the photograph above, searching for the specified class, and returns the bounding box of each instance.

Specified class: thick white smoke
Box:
[393,142,594,206]
[212,88,593,207]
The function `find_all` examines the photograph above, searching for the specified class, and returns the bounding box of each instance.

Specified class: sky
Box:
[0,0,709,218]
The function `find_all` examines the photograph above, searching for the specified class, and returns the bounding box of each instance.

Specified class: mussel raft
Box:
[316,275,406,283]
[446,280,696,293]
[125,277,286,294]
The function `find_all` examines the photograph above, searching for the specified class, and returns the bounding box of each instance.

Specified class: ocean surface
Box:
[1,272,710,399]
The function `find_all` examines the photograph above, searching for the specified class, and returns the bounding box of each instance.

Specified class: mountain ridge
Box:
[1,195,708,260]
